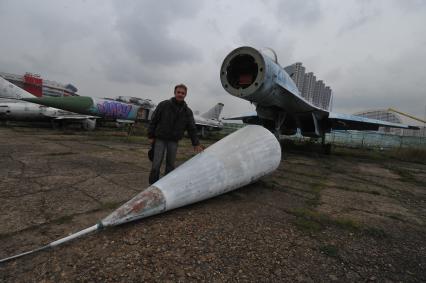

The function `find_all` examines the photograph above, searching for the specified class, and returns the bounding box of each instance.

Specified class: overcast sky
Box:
[0,0,425,120]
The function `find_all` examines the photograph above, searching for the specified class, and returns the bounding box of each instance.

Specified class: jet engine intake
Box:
[220,46,300,108]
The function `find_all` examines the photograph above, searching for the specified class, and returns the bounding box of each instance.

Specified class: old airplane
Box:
[220,46,418,144]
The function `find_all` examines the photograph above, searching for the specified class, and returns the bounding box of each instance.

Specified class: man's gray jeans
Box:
[149,139,178,184]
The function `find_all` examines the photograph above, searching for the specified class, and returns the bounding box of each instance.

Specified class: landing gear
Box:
[321,134,331,154]
[274,113,286,140]
[127,123,135,136]
[200,127,207,138]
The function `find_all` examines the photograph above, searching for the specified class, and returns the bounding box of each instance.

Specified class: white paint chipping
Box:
[155,125,281,211]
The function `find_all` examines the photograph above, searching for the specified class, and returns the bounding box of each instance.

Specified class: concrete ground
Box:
[0,126,425,282]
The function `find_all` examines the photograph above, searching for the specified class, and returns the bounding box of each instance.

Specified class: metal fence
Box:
[325,130,426,149]
[221,123,426,149]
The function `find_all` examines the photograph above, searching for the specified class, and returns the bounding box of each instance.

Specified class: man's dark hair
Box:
[174,83,187,93]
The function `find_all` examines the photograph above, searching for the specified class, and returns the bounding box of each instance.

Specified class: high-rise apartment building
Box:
[284,62,305,95]
[302,72,316,102]
[321,86,332,110]
[284,63,333,111]
[313,80,325,107]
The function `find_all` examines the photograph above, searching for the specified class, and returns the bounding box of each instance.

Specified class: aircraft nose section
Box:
[220,46,265,98]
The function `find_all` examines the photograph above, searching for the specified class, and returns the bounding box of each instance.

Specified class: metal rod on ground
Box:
[0,125,281,264]
[0,225,99,263]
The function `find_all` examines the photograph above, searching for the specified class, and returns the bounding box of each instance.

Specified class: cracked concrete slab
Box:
[0,126,425,282]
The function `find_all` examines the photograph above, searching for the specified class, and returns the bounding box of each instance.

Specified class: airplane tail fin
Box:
[0,76,37,100]
[201,103,224,120]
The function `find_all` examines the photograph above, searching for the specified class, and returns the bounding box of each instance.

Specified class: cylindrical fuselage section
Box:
[23,96,141,121]
[0,103,47,121]
[155,125,281,211]
[101,125,281,226]
[220,46,300,108]
[0,77,140,121]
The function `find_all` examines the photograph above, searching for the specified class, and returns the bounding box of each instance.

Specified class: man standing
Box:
[148,84,203,184]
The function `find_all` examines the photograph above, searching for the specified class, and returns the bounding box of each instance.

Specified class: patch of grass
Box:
[291,208,361,233]
[45,151,76,156]
[88,134,147,143]
[52,215,74,225]
[333,218,361,230]
[388,148,426,164]
[330,184,382,196]
[292,208,328,222]
[334,146,426,164]
[306,198,320,207]
[282,166,390,237]
[200,131,227,141]
[319,245,339,257]
[0,233,9,240]
[305,180,326,206]
[291,208,327,232]
[99,201,122,210]
[363,227,387,238]
[284,169,324,179]
[123,136,148,143]
[385,165,423,185]
[388,214,404,221]
[333,147,386,160]
[294,218,322,232]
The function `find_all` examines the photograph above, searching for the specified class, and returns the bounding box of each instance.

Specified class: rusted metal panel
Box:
[101,186,166,226]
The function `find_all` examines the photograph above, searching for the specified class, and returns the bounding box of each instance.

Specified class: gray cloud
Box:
[333,47,426,116]
[112,0,202,66]
[238,21,280,47]
[0,0,424,118]
[237,21,295,64]
[274,0,321,27]
[94,0,205,86]
[337,1,380,36]
[392,0,426,12]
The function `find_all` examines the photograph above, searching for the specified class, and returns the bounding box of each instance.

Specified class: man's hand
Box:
[193,145,204,153]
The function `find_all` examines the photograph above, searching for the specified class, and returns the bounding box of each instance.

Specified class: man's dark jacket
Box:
[148,98,199,146]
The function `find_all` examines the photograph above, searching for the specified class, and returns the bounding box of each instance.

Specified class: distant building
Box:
[284,63,333,111]
[321,86,332,111]
[354,109,425,137]
[284,62,305,95]
[355,109,402,124]
[302,72,316,102]
[0,72,78,97]
[313,80,325,107]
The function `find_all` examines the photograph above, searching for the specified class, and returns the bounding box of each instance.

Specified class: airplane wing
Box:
[223,111,257,120]
[43,113,99,120]
[195,121,222,128]
[52,115,98,120]
[328,112,419,131]
[223,112,261,125]
[116,119,135,124]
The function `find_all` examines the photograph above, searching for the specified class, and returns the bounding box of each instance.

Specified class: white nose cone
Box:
[102,125,281,226]
[158,125,281,210]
